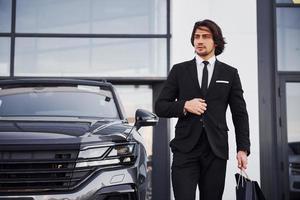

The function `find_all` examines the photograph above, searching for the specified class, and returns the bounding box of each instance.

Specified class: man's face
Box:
[193,26,216,59]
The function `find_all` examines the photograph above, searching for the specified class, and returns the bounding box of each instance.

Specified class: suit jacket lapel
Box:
[206,59,221,96]
[187,58,202,93]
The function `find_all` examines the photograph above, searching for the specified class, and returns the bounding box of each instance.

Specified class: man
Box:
[155,19,250,200]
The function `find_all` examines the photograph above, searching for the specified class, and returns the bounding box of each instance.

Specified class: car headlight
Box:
[76,143,136,168]
[107,144,135,157]
[78,147,109,159]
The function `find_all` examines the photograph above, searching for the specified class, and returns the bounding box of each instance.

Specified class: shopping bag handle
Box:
[237,169,250,188]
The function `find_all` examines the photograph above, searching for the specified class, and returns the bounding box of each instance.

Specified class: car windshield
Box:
[0,85,119,119]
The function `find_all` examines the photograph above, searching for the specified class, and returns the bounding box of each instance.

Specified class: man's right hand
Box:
[184,98,207,116]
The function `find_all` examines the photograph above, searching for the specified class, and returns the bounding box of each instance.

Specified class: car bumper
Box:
[0,167,142,200]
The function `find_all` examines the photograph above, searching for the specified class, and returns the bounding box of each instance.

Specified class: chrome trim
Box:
[80,142,136,151]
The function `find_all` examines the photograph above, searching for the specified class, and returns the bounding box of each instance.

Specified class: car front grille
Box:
[0,145,94,193]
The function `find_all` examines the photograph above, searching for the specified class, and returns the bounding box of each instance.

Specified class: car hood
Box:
[0,120,131,145]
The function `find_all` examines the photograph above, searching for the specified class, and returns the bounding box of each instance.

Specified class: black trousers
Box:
[171,131,227,200]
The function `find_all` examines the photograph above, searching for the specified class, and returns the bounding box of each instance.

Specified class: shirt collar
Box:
[195,54,216,67]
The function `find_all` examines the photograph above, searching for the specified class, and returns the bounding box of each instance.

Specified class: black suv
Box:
[0,78,158,200]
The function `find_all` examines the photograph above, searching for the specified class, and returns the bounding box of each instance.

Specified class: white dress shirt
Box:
[195,54,216,88]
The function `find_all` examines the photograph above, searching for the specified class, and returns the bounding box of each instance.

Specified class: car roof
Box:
[0,78,113,89]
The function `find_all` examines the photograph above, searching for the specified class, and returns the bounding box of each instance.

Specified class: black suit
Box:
[155,58,250,200]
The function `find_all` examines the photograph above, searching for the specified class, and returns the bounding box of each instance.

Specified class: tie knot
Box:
[203,61,209,66]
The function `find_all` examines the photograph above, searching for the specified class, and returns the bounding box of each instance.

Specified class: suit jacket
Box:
[155,58,250,160]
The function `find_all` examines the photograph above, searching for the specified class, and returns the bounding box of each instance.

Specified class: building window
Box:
[16,0,167,34]
[14,38,166,77]
[0,37,10,76]
[4,0,169,77]
[276,7,300,71]
[0,0,11,33]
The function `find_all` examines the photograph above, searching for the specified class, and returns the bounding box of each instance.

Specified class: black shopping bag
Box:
[235,171,266,200]
[252,181,266,200]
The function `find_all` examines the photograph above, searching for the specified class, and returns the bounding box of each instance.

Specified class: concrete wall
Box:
[170,0,259,199]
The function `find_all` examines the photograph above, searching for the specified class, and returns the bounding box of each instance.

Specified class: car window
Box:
[0,86,119,119]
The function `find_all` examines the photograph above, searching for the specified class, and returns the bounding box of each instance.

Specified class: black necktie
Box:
[201,61,209,96]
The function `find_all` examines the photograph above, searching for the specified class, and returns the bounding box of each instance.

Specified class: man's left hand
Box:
[236,151,248,170]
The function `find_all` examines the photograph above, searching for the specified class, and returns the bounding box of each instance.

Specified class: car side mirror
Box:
[134,109,158,131]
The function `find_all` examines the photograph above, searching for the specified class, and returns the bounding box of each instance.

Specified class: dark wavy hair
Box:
[190,19,226,56]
